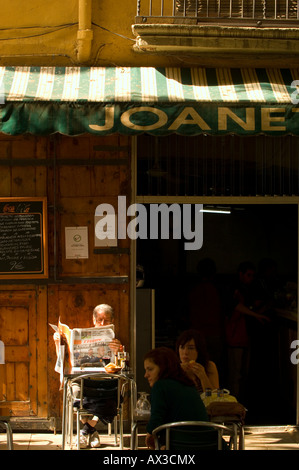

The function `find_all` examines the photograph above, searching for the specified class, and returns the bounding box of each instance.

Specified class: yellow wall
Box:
[0,0,168,67]
[0,1,296,68]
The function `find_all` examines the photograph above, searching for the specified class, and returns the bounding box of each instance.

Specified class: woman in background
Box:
[176,329,219,392]
[144,346,208,449]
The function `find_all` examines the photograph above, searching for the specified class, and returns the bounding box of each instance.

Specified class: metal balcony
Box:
[136,0,299,25]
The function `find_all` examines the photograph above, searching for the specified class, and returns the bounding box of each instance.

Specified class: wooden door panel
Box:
[1,306,28,345]
[16,362,29,401]
[5,346,30,362]
[0,291,41,417]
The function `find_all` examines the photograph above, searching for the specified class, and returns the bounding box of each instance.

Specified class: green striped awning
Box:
[0,66,299,136]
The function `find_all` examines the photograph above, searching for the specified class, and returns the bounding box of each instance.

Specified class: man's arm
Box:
[53,332,60,356]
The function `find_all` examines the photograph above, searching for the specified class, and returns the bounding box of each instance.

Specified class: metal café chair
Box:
[211,414,245,450]
[0,418,13,450]
[207,401,247,450]
[62,371,132,450]
[152,421,234,451]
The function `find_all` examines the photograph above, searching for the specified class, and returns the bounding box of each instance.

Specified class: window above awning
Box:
[0,66,298,136]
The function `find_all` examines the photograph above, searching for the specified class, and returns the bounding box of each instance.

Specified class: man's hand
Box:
[53,332,60,356]
[109,338,123,354]
[53,332,60,344]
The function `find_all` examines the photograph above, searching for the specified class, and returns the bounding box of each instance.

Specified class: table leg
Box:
[61,378,68,450]
[131,422,138,450]
[238,424,245,450]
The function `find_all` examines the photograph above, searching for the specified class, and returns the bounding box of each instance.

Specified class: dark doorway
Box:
[137,203,298,425]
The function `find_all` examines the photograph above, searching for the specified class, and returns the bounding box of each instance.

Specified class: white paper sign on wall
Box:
[65,226,89,259]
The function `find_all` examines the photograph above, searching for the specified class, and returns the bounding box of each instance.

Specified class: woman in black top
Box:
[144,347,208,449]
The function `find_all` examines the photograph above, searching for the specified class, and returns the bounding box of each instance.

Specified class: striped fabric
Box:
[0,66,298,104]
[1,66,299,136]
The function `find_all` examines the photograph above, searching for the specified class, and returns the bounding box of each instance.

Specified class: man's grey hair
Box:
[93,304,115,322]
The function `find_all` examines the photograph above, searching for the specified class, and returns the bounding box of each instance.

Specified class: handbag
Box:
[206,401,247,423]
[201,389,247,423]
[200,389,237,407]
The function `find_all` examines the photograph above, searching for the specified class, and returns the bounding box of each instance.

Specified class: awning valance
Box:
[0,66,299,136]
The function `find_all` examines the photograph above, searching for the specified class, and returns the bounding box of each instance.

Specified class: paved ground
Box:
[1,425,299,451]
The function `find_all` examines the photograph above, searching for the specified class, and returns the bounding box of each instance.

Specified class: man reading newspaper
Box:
[53,304,123,448]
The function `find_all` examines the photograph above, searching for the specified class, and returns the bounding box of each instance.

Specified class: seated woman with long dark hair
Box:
[144,346,208,450]
[176,329,219,393]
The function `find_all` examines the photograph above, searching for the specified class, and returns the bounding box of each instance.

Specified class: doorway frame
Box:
[131,135,299,425]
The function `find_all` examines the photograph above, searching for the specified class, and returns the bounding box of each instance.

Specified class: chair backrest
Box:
[70,372,130,424]
[152,421,233,451]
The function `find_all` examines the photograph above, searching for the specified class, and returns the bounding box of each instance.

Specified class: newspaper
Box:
[50,319,115,384]
[50,319,73,386]
[73,325,115,367]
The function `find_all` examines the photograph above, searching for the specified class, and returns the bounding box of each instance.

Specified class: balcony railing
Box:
[136,0,299,23]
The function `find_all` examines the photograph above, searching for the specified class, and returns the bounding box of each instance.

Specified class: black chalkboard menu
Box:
[0,198,48,279]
